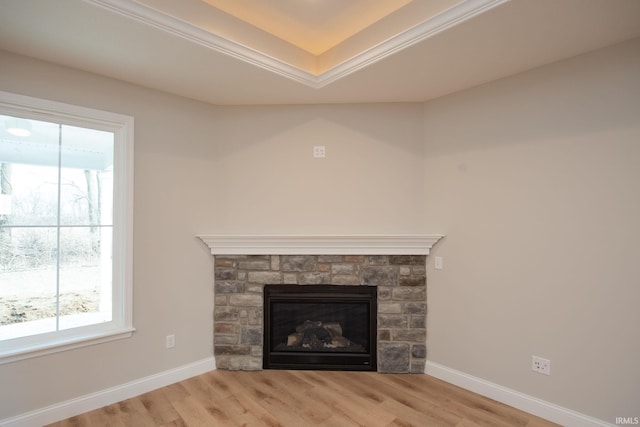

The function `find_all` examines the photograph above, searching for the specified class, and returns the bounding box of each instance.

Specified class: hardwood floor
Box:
[47,370,560,426]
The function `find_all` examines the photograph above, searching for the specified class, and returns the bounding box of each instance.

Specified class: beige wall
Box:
[0,51,218,418]
[423,37,640,422]
[209,103,426,234]
[0,51,426,419]
[1,37,638,423]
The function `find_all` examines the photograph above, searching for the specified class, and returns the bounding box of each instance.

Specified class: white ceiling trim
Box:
[318,0,510,87]
[198,235,444,255]
[84,0,314,85]
[84,0,509,89]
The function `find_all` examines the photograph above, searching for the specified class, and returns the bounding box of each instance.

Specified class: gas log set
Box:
[275,320,365,352]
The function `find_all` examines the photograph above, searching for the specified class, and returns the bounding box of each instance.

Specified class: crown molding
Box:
[84,0,315,85]
[84,0,509,89]
[317,0,509,87]
[197,235,444,256]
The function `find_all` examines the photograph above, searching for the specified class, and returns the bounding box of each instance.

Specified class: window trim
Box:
[0,91,134,364]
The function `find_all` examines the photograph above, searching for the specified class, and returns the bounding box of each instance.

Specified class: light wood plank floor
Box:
[47,370,560,426]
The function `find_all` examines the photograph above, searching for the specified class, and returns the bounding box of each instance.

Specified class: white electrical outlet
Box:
[166,334,175,349]
[313,146,326,158]
[532,355,550,375]
[434,256,443,270]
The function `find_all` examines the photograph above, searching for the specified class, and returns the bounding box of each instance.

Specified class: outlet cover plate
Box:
[532,355,550,375]
[166,334,175,349]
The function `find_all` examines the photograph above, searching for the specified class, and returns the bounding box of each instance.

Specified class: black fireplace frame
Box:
[263,284,377,371]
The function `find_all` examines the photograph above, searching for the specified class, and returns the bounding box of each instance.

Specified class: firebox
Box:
[263,284,377,371]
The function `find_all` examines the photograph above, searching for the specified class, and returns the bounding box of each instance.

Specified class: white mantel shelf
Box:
[197,235,444,255]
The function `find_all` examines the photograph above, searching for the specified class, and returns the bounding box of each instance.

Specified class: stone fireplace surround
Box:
[199,235,443,374]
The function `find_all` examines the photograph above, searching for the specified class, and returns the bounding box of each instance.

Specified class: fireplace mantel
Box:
[201,235,441,372]
[197,234,444,255]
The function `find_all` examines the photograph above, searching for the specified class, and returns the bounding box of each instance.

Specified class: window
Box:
[0,91,134,363]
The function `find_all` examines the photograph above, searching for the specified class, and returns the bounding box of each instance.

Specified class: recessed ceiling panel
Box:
[201,0,414,55]
[3,0,640,105]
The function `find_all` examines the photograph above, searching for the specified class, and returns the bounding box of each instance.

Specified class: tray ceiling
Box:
[200,0,416,55]
[1,0,639,105]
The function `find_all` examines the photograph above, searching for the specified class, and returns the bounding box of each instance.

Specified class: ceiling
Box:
[200,0,416,55]
[0,0,639,106]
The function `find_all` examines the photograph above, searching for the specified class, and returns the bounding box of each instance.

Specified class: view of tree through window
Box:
[0,114,114,340]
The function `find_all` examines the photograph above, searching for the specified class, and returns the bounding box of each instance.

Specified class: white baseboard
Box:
[425,361,614,427]
[2,358,613,427]
[1,356,216,427]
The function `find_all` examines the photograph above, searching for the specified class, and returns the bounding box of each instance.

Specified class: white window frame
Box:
[0,91,134,364]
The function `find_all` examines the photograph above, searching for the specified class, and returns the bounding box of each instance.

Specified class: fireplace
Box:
[198,235,444,373]
[263,284,377,371]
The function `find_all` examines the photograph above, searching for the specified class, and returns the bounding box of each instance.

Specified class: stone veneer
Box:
[213,254,427,373]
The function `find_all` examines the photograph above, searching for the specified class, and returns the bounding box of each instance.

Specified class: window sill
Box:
[0,327,136,365]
